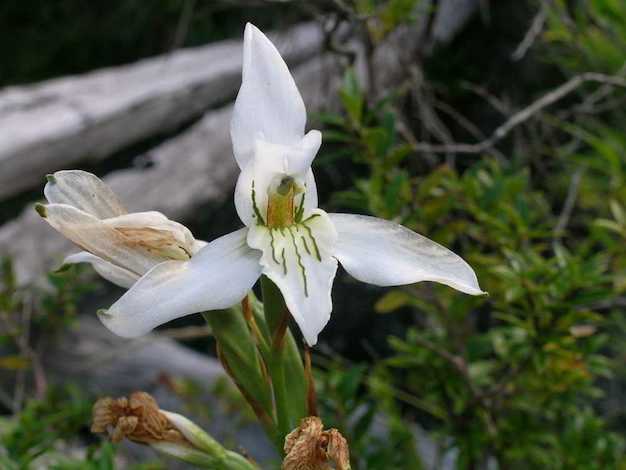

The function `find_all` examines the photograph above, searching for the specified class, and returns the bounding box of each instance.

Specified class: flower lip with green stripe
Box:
[55,23,485,346]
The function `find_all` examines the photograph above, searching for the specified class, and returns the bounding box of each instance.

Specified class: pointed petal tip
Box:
[97,308,143,338]
[243,23,279,60]
[34,202,47,218]
[244,22,263,39]
[303,129,322,149]
[53,263,72,274]
[243,22,259,52]
[466,286,488,296]
[96,308,109,319]
[462,276,487,296]
[434,274,486,297]
[304,334,319,347]
[97,308,119,332]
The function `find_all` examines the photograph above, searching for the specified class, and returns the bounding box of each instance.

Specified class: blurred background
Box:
[1,0,626,468]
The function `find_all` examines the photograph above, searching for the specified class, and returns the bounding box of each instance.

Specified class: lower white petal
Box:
[247,210,337,345]
[63,251,138,288]
[329,213,485,295]
[98,228,262,338]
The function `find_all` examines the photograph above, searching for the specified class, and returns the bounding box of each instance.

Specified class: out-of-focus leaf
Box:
[0,355,30,370]
[374,290,414,313]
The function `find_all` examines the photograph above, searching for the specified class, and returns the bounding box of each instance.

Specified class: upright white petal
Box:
[247,210,338,345]
[303,169,318,214]
[231,23,307,168]
[329,214,485,295]
[63,251,138,288]
[98,229,262,338]
[44,170,127,219]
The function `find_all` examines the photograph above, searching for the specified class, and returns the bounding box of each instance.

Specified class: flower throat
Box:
[266,176,302,229]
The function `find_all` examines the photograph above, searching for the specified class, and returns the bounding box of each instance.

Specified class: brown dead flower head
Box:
[282,416,350,470]
[91,391,189,446]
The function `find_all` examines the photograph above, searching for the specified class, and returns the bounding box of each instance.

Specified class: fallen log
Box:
[0,23,323,199]
[0,4,482,284]
[0,56,339,285]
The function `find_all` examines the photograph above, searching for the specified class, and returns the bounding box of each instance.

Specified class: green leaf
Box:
[0,355,30,370]
[340,69,364,125]
[374,290,414,313]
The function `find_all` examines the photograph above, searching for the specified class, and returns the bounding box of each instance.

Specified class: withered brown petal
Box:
[282,417,350,470]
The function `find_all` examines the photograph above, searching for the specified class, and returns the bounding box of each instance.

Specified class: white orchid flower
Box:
[36,170,262,336]
[49,24,483,344]
[228,24,485,346]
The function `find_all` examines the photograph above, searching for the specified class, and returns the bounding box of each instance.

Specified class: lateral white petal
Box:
[234,161,257,227]
[63,251,138,288]
[44,170,127,219]
[303,168,318,216]
[40,204,166,277]
[288,130,322,175]
[247,210,338,345]
[98,228,262,338]
[230,23,306,168]
[329,214,485,295]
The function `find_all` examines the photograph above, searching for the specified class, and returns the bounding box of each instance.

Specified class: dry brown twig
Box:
[461,81,511,116]
[564,63,626,117]
[511,6,547,61]
[170,0,196,51]
[410,72,626,156]
[553,166,585,243]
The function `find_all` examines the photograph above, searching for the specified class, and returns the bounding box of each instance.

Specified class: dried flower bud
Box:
[282,417,350,470]
[91,391,188,446]
[91,391,257,469]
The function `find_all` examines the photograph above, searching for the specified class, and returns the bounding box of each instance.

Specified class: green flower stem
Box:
[268,350,291,447]
[201,286,307,454]
[260,275,288,335]
[202,309,279,448]
[152,442,259,469]
[260,276,307,446]
[221,450,260,470]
